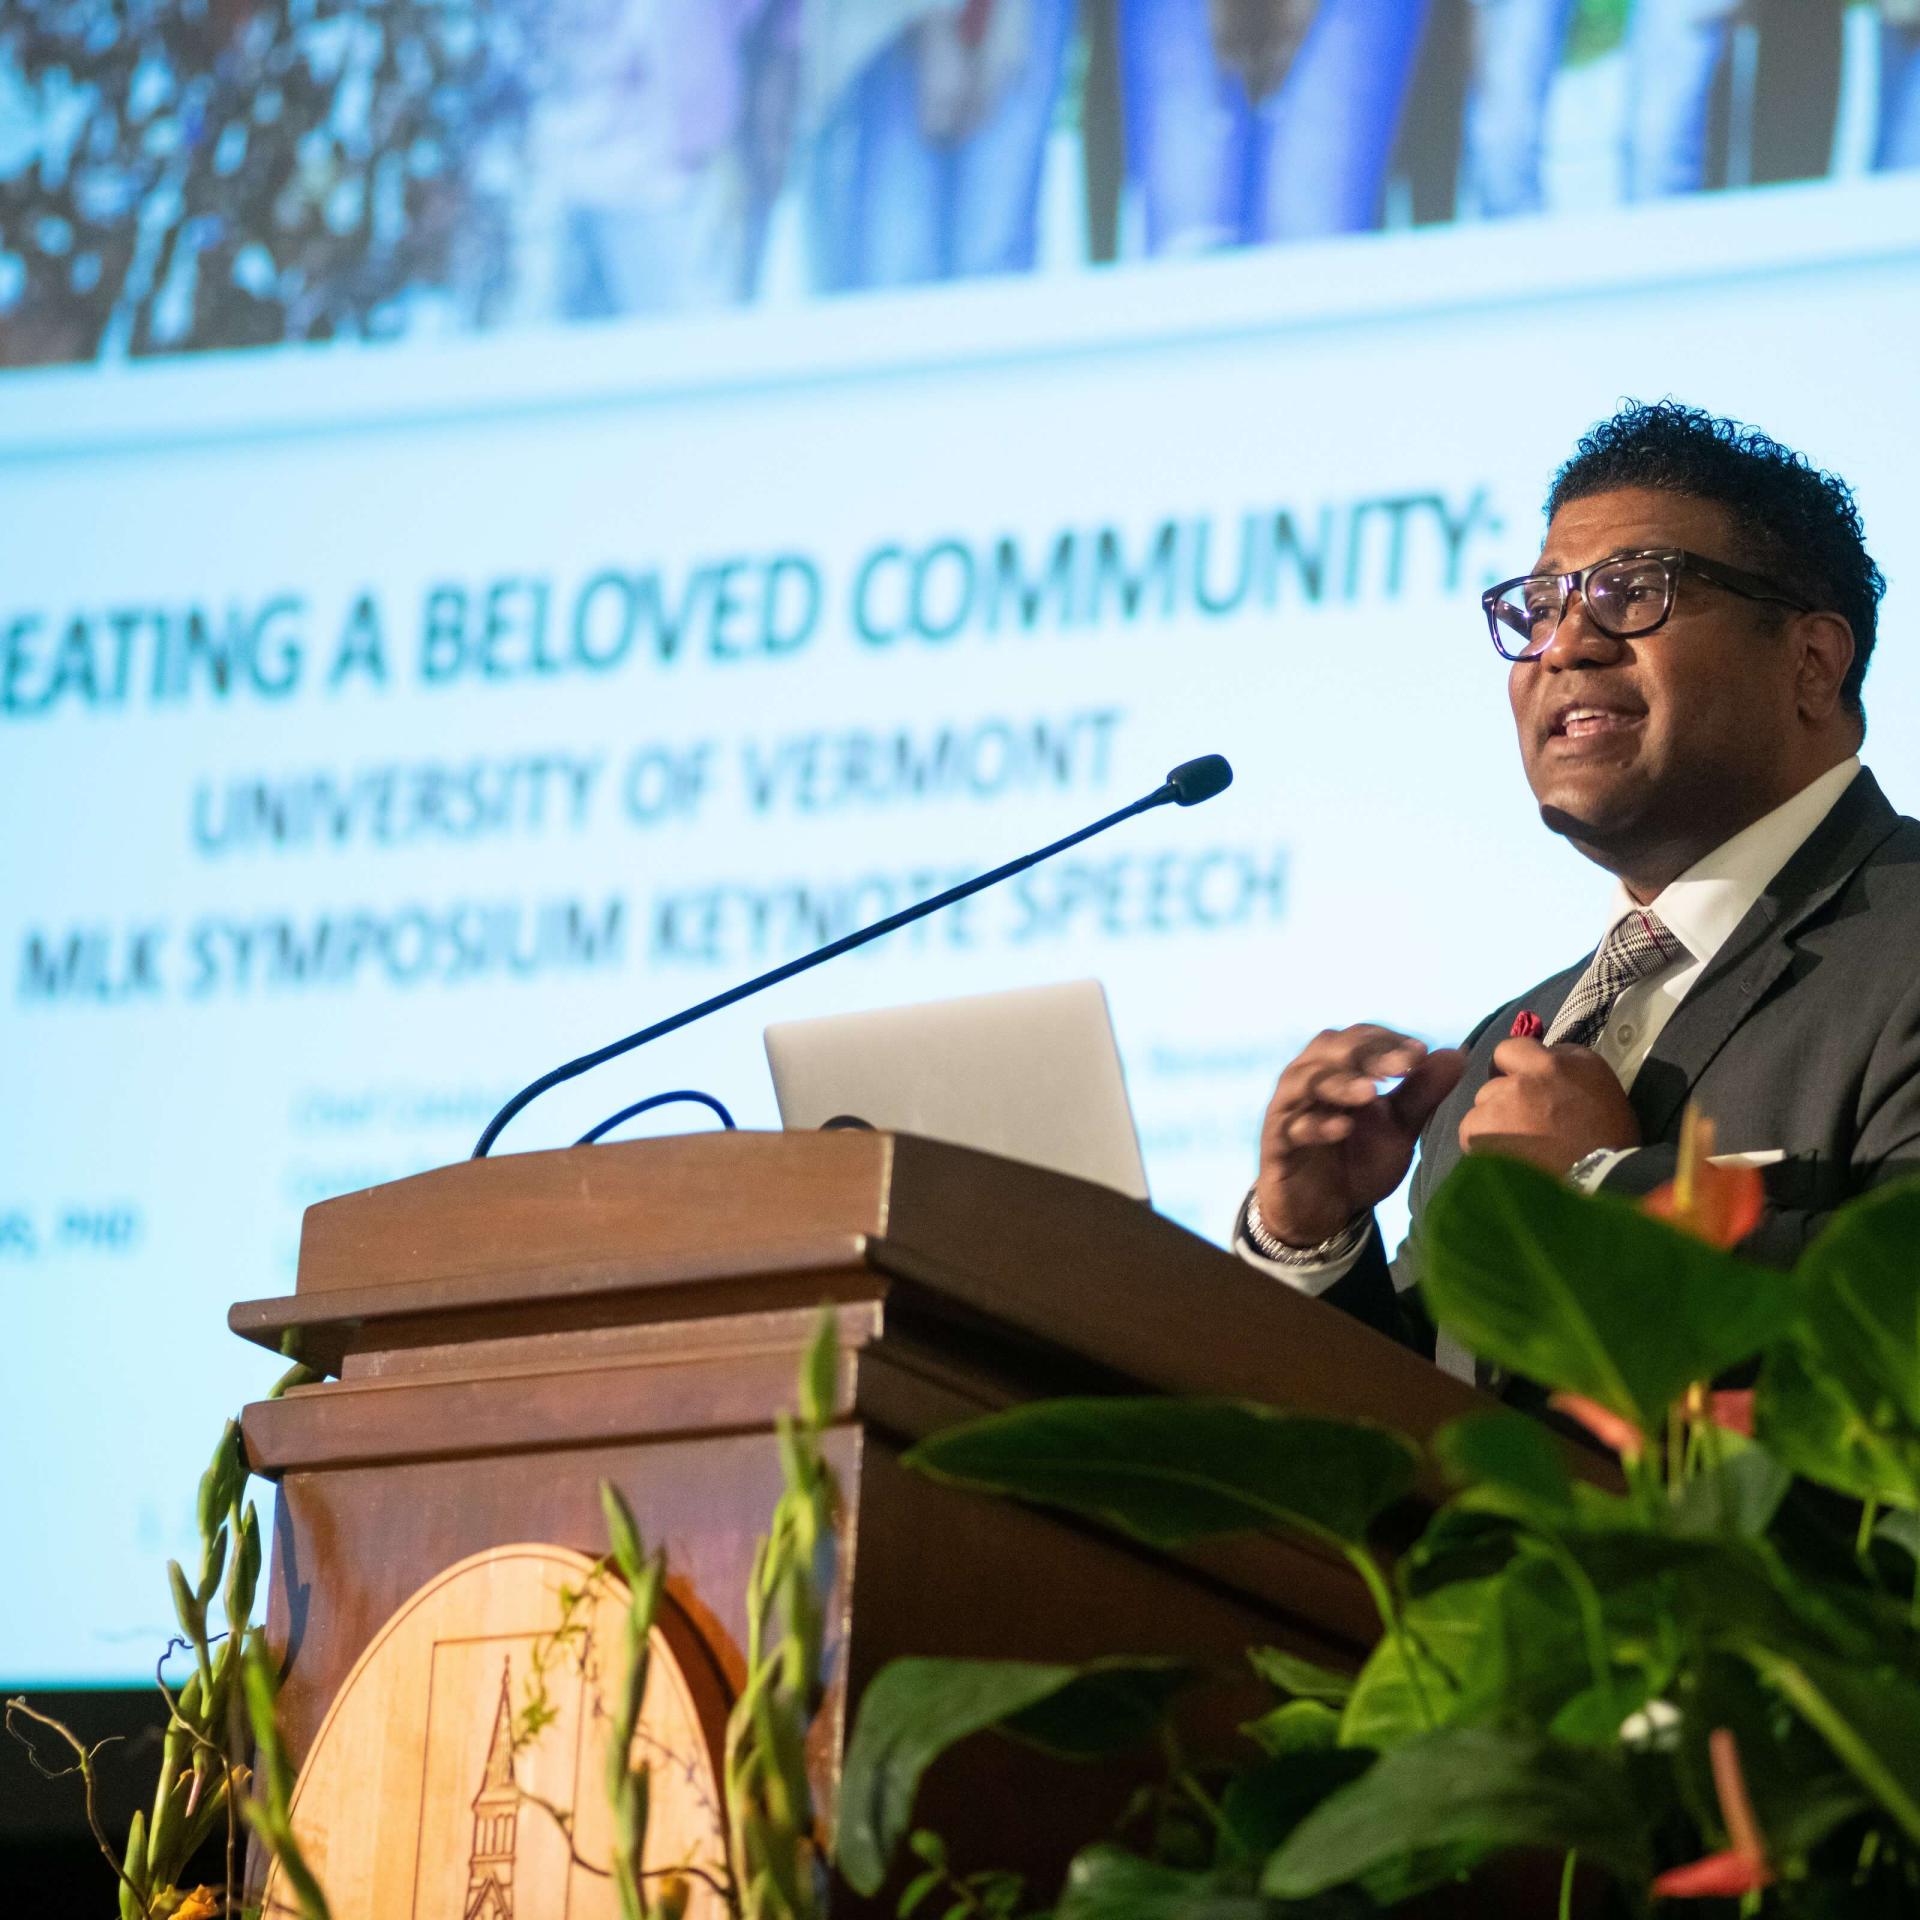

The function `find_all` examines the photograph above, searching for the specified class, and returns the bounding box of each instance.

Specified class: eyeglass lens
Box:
[1492,554,1675,658]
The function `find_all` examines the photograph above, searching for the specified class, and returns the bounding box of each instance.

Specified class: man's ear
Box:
[1793,611,1855,725]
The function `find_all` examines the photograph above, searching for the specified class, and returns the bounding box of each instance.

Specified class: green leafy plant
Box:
[835,1147,1920,1915]
[502,1487,691,1919]
[239,1632,330,1920]
[724,1311,840,1920]
[6,1365,319,1920]
[9,1319,850,1920]
[507,1311,845,1920]
[602,1480,681,1920]
[45,1156,1920,1916]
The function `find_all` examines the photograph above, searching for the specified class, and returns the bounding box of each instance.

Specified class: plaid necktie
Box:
[1544,908,1684,1050]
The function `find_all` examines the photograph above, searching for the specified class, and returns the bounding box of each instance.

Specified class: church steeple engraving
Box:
[464,1658,518,1920]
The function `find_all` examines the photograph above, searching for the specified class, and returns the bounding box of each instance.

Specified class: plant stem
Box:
[225,1759,238,1920]
[1856,1496,1882,1565]
[1157,1725,1232,1851]
[3,1700,145,1911]
[1342,1548,1436,1731]
[1856,1828,1882,1882]
[1623,1449,1667,1526]
[1176,1769,1233,1849]
[1540,1543,1612,1704]
[1558,1848,1577,1920]
[1752,1648,1920,1847]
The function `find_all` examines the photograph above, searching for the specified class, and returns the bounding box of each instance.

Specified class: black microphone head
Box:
[1166,754,1233,806]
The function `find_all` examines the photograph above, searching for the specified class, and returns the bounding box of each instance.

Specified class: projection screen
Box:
[5,0,1919,1682]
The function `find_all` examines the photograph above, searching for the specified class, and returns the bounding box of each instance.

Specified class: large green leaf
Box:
[1797,1181,1920,1426]
[1432,1409,1576,1519]
[1758,1183,1920,1510]
[1004,1661,1197,1758]
[1667,1439,1791,1540]
[836,1657,1192,1894]
[1347,1553,1655,1756]
[1246,1647,1354,1706]
[1418,1157,1795,1428]
[1742,1644,1920,1847]
[1054,1847,1272,1920]
[1552,1531,1789,1636]
[1402,1506,1526,1597]
[1757,1340,1920,1508]
[1466,1543,1666,1743]
[1338,1579,1491,1749]
[1553,1529,1883,1666]
[1455,1551,1639,1739]
[905,1399,1418,1550]
[1219,1753,1374,1860]
[1241,1700,1340,1758]
[1878,1511,1920,1566]
[1262,1726,1653,1899]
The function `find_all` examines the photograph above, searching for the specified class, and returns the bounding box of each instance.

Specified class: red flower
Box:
[1641,1108,1763,1249]
[1548,1392,1644,1460]
[1707,1390,1754,1437]
[1652,1728,1773,1900]
[1677,1385,1756,1438]
[1652,1850,1774,1898]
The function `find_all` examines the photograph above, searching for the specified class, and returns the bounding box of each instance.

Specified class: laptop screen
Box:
[765,979,1150,1200]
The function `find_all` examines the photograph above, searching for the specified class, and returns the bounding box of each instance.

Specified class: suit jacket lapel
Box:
[1629,769,1902,1142]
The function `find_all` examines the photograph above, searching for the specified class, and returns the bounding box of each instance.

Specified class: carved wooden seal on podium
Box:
[261,1544,727,1920]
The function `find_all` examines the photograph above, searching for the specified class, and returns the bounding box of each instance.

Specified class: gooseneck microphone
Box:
[470,753,1234,1158]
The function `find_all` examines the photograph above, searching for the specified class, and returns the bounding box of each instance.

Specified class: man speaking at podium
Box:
[1235,401,1920,1378]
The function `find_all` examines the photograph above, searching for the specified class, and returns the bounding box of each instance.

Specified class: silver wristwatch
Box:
[1566,1148,1621,1191]
[1242,1190,1370,1267]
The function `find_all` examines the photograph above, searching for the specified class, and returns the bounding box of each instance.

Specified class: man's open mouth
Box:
[1548,702,1647,740]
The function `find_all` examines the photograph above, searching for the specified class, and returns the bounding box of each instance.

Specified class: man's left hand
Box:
[1457,1038,1640,1173]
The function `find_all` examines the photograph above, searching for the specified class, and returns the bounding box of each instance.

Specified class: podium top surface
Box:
[230,1131,1482,1439]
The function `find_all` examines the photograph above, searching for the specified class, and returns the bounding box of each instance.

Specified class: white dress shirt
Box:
[1237,757,1863,1295]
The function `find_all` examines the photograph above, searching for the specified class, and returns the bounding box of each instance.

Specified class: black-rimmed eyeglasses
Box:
[1482,547,1810,662]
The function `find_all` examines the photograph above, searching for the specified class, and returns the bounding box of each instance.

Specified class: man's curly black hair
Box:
[1545,400,1884,726]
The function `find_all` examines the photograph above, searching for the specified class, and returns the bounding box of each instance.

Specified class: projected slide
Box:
[5,1,1920,1684]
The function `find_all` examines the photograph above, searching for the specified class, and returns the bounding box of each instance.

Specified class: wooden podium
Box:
[232,1131,1483,1910]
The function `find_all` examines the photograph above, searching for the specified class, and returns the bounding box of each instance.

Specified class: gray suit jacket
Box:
[1321,766,1920,1362]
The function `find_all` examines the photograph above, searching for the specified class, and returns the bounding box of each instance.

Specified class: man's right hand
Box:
[1254,1026,1467,1249]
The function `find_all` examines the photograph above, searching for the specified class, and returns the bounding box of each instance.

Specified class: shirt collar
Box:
[1598,757,1862,968]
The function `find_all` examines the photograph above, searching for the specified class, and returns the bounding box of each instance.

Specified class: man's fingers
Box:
[1318,1024,1426,1070]
[1461,1126,1534,1160]
[1275,1027,1426,1105]
[1301,1066,1387,1109]
[1387,1046,1467,1130]
[1277,1108,1355,1150]
[1275,1047,1458,1155]
[1263,1025,1435,1165]
[1459,1076,1521,1151]
[1348,1028,1428,1078]
[1458,1101,1492,1156]
[1489,1036,1556,1077]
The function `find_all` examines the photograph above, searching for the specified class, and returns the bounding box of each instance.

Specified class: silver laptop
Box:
[764,979,1150,1199]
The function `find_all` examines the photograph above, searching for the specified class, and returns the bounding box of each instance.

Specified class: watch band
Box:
[1242,1190,1370,1267]
[1567,1147,1624,1190]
